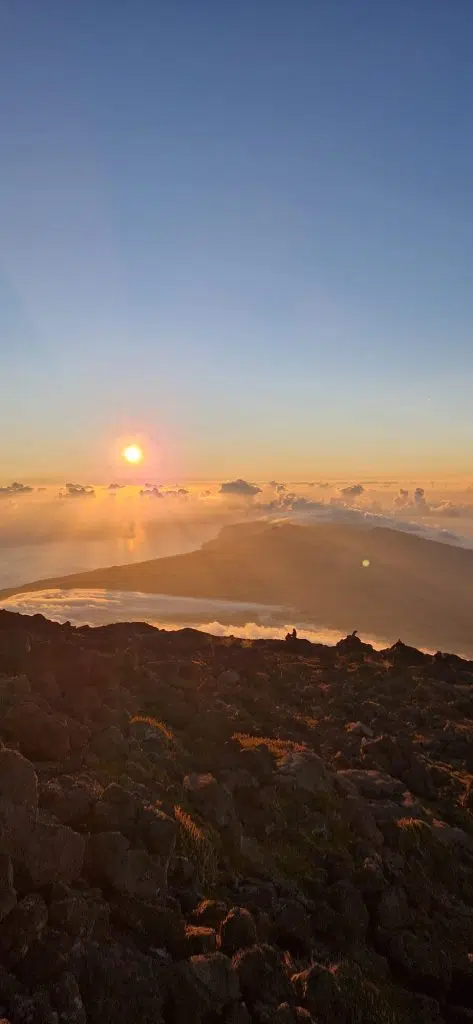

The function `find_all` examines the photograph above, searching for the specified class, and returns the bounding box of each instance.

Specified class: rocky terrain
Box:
[0,610,473,1021]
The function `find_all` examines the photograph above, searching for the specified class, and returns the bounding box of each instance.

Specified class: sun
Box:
[122,444,143,464]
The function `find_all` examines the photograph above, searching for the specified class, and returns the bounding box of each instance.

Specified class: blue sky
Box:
[1,0,472,480]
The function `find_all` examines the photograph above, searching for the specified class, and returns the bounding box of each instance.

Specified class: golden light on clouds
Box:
[122,444,143,464]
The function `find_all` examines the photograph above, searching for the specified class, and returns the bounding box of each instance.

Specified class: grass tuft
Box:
[130,714,175,741]
[334,961,401,1024]
[233,732,306,757]
[174,805,219,888]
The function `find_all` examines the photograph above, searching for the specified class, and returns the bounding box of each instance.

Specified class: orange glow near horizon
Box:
[122,444,143,464]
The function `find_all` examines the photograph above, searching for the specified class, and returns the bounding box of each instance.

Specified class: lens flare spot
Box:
[122,444,143,464]
[362,558,370,568]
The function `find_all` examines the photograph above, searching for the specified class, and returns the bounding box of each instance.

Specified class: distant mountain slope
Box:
[2,520,473,654]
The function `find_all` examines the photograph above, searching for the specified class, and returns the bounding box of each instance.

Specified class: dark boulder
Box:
[3,702,70,762]
[168,953,240,1023]
[232,944,293,1009]
[49,889,110,942]
[183,773,237,828]
[220,907,258,955]
[270,900,312,955]
[0,853,16,922]
[111,894,186,956]
[0,894,48,966]
[0,748,38,811]
[39,775,102,827]
[78,941,164,1024]
[2,809,85,887]
[52,972,86,1024]
[90,726,129,761]
[85,831,166,899]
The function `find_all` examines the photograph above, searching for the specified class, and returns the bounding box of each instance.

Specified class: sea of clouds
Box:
[2,474,473,635]
[1,587,394,651]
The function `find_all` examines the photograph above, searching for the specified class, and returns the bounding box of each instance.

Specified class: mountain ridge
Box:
[2,520,473,656]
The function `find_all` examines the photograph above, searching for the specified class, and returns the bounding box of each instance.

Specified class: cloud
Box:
[5,478,473,596]
[394,488,411,508]
[322,505,463,545]
[390,486,427,509]
[258,491,324,514]
[428,500,473,519]
[108,483,124,490]
[393,485,427,511]
[62,483,96,498]
[255,488,471,547]
[414,486,426,508]
[139,486,164,498]
[340,484,364,498]
[0,482,34,497]
[0,588,284,629]
[269,481,287,494]
[0,587,405,652]
[433,502,463,518]
[139,486,189,498]
[220,479,262,497]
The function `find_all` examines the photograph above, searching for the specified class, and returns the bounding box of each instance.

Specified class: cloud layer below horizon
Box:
[0,587,394,651]
[3,476,473,590]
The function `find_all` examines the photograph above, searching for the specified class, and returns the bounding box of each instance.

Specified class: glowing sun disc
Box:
[122,444,143,464]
